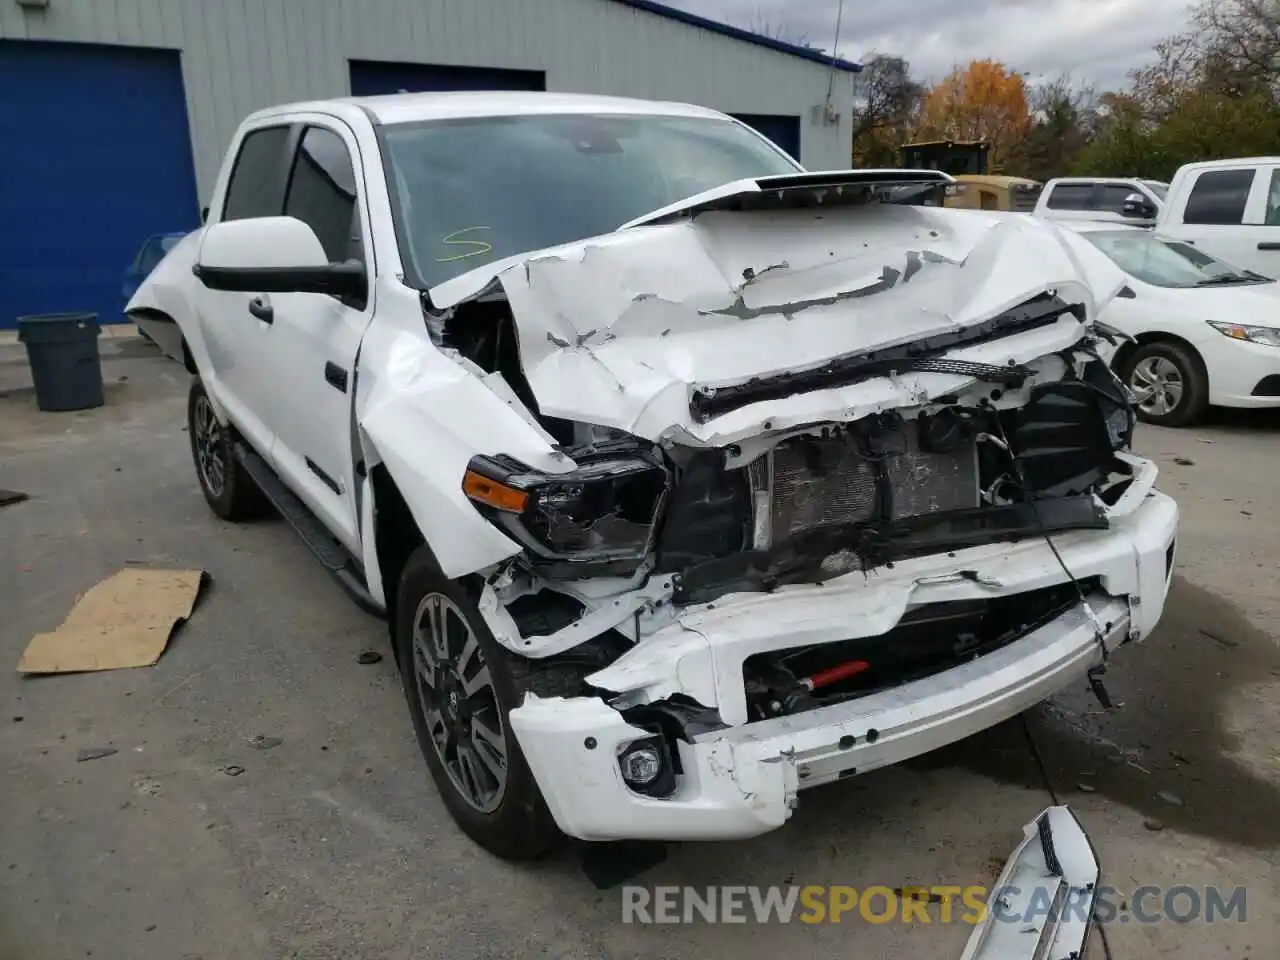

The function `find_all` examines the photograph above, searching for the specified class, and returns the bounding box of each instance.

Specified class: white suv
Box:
[128,92,1177,882]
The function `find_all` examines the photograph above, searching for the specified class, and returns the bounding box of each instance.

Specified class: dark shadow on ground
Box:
[909,575,1280,849]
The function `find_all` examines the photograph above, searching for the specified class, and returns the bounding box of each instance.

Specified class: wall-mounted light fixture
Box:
[16,0,51,9]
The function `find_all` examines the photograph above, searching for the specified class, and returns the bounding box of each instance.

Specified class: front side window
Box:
[1099,183,1141,213]
[1085,230,1263,287]
[1265,168,1280,226]
[284,126,362,264]
[222,125,291,221]
[381,112,801,289]
[1183,168,1254,225]
[1046,184,1094,210]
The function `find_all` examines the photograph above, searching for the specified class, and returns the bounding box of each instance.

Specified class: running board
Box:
[960,805,1101,960]
[232,442,385,620]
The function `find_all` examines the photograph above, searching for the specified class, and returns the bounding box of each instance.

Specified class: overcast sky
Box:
[661,0,1197,90]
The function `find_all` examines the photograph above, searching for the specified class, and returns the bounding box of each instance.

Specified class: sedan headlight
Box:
[1207,320,1280,347]
[462,450,669,573]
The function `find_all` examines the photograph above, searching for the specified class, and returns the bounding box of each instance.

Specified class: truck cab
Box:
[1033,177,1168,226]
[1155,157,1280,279]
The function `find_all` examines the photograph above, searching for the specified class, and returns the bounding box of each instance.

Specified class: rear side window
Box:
[284,126,362,264]
[1183,169,1254,225]
[1046,184,1094,210]
[221,125,291,221]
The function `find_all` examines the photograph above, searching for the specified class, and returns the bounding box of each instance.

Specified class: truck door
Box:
[196,123,295,457]
[1163,164,1280,278]
[1246,163,1280,278]
[261,120,375,553]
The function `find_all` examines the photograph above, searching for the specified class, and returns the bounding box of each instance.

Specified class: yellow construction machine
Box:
[900,140,1042,212]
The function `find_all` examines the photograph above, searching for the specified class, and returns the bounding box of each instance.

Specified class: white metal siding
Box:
[1,0,853,199]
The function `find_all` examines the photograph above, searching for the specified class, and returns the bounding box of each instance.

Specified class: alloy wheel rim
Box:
[411,593,508,813]
[1129,356,1184,417]
[193,395,226,497]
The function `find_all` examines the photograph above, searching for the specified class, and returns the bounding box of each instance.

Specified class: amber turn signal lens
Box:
[462,470,529,513]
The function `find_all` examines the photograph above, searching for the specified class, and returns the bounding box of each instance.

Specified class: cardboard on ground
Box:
[18,568,206,674]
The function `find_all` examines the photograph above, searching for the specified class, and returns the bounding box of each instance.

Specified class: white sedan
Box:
[1066,221,1280,426]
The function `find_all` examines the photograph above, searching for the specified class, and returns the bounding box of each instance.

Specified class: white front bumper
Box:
[510,490,1178,843]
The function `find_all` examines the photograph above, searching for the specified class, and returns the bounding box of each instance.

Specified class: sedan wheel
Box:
[1129,355,1184,419]
[1119,341,1208,427]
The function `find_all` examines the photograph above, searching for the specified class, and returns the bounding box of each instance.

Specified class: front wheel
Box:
[1120,341,1209,427]
[395,548,587,861]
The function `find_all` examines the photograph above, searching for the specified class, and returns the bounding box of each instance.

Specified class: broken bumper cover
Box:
[509,491,1177,843]
[961,805,1101,960]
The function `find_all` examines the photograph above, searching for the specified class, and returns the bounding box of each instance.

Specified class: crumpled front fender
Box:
[354,318,573,581]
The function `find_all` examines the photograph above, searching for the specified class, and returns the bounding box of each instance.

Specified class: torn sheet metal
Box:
[960,805,1101,960]
[434,202,1127,446]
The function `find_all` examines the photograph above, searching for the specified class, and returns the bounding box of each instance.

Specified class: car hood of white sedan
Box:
[1153,276,1280,313]
[430,184,1128,446]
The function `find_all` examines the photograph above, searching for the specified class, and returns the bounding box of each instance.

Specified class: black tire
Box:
[1119,341,1209,427]
[187,378,266,520]
[394,547,591,861]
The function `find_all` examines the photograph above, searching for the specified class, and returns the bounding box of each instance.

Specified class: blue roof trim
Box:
[605,0,862,73]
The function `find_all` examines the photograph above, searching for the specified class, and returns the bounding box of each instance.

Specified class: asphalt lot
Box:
[2,334,1277,960]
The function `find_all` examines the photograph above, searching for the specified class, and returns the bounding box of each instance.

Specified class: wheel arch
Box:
[1112,331,1210,389]
[368,462,432,641]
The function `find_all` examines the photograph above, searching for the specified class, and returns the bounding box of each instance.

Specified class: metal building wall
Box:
[0,0,854,200]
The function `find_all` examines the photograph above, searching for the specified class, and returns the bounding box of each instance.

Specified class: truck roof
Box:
[243,90,728,127]
[1170,156,1280,174]
[1044,176,1166,185]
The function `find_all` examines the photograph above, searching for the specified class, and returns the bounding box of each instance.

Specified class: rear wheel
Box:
[187,379,265,520]
[395,547,589,860]
[1120,341,1208,427]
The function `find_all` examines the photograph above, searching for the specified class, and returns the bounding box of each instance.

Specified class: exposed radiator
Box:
[748,421,980,548]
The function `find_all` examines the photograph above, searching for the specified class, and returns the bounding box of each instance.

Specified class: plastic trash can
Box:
[16,313,105,412]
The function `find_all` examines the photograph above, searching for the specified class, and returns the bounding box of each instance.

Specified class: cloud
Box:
[661,0,1196,90]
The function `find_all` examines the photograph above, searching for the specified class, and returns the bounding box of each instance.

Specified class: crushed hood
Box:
[430,179,1127,447]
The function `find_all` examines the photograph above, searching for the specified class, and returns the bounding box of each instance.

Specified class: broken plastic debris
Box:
[0,489,29,509]
[77,747,118,762]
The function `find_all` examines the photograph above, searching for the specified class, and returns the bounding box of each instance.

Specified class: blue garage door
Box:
[349,60,545,96]
[731,113,801,163]
[0,40,200,330]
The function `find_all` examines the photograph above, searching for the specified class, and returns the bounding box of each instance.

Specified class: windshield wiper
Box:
[1194,274,1251,286]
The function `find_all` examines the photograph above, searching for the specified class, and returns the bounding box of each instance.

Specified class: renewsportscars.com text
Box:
[621,884,1247,925]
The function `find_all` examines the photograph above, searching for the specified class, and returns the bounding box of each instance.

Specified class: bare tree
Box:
[849,53,924,165]
[745,7,811,47]
[1009,75,1099,179]
[1196,0,1280,88]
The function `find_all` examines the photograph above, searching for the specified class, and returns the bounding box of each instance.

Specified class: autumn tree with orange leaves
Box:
[914,60,1031,170]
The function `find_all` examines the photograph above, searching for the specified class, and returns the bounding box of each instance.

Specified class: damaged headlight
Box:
[462,451,669,572]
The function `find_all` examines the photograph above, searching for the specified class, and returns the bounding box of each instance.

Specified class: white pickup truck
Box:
[1032,176,1169,226]
[1154,157,1280,279]
[128,93,1176,914]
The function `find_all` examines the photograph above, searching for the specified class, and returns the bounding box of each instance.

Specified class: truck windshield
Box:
[1083,230,1266,288]
[380,112,801,289]
[1140,180,1169,200]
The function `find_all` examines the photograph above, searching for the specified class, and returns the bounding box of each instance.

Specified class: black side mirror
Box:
[1121,193,1156,219]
